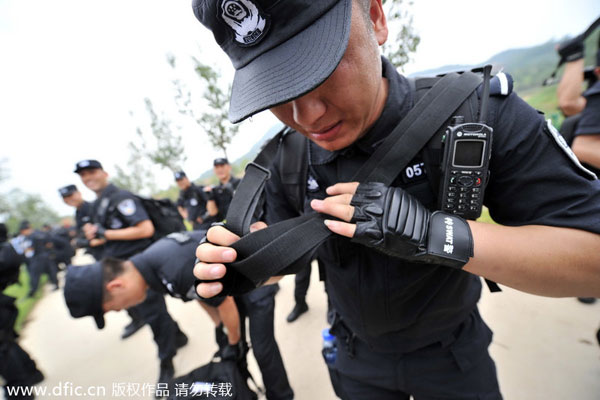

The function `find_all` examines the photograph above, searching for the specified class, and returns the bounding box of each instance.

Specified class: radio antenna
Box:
[478,64,492,124]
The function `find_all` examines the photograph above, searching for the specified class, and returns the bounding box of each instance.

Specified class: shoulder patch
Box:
[545,119,597,180]
[478,72,513,97]
[117,199,137,216]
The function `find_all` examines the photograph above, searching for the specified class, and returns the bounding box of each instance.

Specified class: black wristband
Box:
[558,34,585,62]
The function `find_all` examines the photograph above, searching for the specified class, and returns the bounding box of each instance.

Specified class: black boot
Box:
[286,300,309,323]
[175,329,188,349]
[121,318,145,340]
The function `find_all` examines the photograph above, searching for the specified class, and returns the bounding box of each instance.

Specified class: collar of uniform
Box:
[130,256,163,294]
[99,183,119,199]
[308,57,412,166]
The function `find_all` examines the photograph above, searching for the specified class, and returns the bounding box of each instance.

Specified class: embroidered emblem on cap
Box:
[219,0,269,46]
[79,160,90,168]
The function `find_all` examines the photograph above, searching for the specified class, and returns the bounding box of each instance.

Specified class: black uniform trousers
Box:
[27,255,58,294]
[237,287,294,400]
[328,308,502,400]
[128,289,182,361]
[293,263,311,304]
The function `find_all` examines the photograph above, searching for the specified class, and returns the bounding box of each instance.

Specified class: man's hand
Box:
[312,182,473,269]
[309,182,359,237]
[83,223,97,240]
[194,221,267,298]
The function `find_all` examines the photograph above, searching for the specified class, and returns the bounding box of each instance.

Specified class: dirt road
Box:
[7,258,600,400]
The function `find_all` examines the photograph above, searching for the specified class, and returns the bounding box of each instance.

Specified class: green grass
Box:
[520,84,564,128]
[3,266,46,334]
[476,207,495,225]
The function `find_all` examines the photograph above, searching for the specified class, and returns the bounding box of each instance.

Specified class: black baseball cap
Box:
[59,184,78,197]
[213,158,229,166]
[74,159,103,173]
[19,220,31,231]
[174,171,187,181]
[192,0,352,123]
[64,263,105,329]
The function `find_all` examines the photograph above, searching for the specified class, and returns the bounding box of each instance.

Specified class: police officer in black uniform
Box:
[19,221,59,296]
[64,229,293,400]
[0,223,45,400]
[59,184,105,260]
[41,223,74,273]
[175,171,215,230]
[193,1,600,399]
[74,159,188,386]
[208,158,240,221]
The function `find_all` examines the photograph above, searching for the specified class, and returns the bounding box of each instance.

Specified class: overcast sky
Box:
[1,0,599,218]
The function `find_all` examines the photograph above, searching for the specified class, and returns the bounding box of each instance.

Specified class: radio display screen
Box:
[453,140,484,167]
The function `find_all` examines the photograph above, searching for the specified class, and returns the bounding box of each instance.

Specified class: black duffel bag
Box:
[167,359,257,400]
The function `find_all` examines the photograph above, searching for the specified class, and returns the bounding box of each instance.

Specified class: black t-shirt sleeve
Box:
[484,93,600,233]
[575,85,600,136]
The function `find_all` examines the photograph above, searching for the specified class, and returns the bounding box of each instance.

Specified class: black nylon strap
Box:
[221,72,483,285]
[224,128,287,237]
[224,163,271,237]
[355,72,482,184]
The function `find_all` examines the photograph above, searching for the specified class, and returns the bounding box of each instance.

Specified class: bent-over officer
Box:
[74,159,188,386]
[192,1,600,399]
[64,229,293,399]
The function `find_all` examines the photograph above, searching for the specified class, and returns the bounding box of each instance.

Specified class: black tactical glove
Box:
[557,34,585,63]
[73,237,90,248]
[94,224,106,239]
[350,182,473,269]
[194,235,259,298]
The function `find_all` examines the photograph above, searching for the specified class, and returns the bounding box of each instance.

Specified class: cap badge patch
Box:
[220,0,269,46]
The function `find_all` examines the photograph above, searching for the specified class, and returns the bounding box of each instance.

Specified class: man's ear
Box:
[370,0,388,46]
[105,278,124,293]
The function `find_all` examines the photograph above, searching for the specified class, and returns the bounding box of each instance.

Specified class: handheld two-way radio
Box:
[438,65,493,220]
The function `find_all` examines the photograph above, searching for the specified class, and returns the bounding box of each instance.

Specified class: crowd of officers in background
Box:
[1,156,297,400]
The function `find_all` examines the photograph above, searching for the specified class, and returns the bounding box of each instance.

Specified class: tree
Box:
[382,0,420,69]
[111,144,157,196]
[2,189,60,233]
[169,54,239,159]
[0,159,10,216]
[134,98,187,173]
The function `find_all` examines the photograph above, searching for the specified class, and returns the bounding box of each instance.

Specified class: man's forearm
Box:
[557,59,587,116]
[571,135,600,169]
[104,220,155,241]
[465,222,600,297]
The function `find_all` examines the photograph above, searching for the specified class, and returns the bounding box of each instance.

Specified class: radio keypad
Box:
[444,169,483,215]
